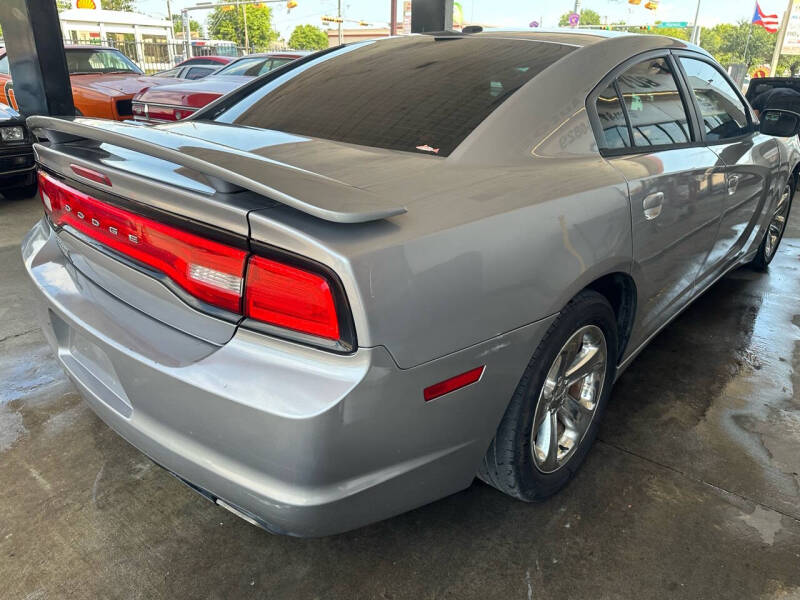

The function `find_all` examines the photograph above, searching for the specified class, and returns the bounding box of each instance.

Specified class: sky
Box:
[132,0,775,40]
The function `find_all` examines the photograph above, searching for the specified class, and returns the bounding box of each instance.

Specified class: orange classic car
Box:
[0,45,174,120]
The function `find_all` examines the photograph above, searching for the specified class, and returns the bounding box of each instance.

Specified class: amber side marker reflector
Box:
[424,366,485,402]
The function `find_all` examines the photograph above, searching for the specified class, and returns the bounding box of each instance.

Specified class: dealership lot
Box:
[2,192,799,599]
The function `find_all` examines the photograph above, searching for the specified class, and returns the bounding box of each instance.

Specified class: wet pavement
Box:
[2,193,800,599]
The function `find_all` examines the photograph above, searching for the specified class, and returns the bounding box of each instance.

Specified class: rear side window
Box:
[596,83,631,149]
[217,57,268,77]
[215,37,576,156]
[618,58,691,147]
[186,66,214,80]
[0,56,8,75]
[594,56,692,152]
[679,57,749,141]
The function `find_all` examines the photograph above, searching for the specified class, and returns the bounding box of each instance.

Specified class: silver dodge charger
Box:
[22,30,800,536]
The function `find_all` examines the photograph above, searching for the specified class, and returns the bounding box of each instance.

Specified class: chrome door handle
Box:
[643,192,664,220]
[727,175,740,195]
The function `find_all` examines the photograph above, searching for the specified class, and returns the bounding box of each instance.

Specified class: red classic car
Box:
[132,52,307,122]
[0,45,174,120]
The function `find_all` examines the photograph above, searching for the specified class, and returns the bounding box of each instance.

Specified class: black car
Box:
[745,77,800,113]
[0,102,35,198]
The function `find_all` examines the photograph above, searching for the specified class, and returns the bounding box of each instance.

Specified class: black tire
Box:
[751,179,793,271]
[478,289,618,501]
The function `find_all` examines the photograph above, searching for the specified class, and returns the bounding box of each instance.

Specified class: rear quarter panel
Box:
[249,155,632,369]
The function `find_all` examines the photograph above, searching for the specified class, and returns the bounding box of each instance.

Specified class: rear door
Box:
[590,51,728,348]
[676,53,780,282]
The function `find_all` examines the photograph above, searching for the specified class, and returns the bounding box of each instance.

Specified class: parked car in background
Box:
[132,52,306,122]
[155,56,234,81]
[745,77,800,116]
[0,45,174,120]
[0,101,34,198]
[23,31,800,537]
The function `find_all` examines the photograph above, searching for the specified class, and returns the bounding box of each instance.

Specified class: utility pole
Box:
[182,8,192,59]
[690,0,701,45]
[771,0,794,76]
[238,0,250,54]
[390,0,398,35]
[338,0,343,45]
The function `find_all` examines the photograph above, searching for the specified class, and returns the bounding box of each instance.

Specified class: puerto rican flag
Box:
[753,2,780,33]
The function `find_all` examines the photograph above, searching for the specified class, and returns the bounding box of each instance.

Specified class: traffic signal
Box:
[644,0,658,9]
[287,1,298,8]
[628,0,642,5]
[321,15,344,23]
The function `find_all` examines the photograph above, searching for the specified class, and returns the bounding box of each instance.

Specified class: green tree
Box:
[208,4,278,50]
[648,26,690,41]
[172,14,202,35]
[288,24,328,51]
[102,0,137,10]
[558,8,601,27]
[696,21,775,70]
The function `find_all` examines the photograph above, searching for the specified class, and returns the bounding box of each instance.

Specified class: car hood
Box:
[0,102,22,123]
[71,74,177,97]
[134,76,252,107]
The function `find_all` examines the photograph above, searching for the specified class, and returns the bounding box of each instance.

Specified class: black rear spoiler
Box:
[27,116,407,224]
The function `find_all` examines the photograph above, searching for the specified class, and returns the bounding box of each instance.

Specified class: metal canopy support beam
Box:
[0,0,74,117]
[410,0,453,33]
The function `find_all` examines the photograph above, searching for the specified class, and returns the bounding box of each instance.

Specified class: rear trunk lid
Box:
[27,116,418,349]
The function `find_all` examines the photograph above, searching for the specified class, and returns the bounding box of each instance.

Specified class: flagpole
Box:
[770,0,794,76]
[743,2,756,67]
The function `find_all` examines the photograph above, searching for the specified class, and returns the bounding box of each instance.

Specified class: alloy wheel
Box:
[765,184,792,260]
[531,325,607,473]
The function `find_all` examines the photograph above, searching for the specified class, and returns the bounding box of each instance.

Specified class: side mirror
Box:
[759,109,800,137]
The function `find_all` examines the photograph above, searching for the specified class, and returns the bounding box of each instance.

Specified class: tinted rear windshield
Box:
[213,36,575,156]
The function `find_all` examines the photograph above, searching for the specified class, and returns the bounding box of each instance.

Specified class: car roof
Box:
[427,28,709,55]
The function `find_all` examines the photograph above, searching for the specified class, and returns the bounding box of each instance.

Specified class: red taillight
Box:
[423,366,485,402]
[39,170,352,347]
[244,256,340,340]
[38,170,247,313]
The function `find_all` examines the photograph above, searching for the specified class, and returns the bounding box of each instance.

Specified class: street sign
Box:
[657,21,688,27]
[783,0,800,55]
[568,12,580,27]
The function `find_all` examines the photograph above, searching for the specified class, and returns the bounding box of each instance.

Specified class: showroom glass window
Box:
[679,57,750,142]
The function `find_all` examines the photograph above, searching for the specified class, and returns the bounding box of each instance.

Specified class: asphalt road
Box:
[2,192,800,599]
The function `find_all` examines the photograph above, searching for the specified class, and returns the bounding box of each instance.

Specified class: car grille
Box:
[0,153,34,173]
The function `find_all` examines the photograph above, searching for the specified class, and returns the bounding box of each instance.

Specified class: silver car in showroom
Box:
[22,30,800,536]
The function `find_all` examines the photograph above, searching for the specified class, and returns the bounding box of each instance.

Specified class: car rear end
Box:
[22,35,579,535]
[22,115,544,537]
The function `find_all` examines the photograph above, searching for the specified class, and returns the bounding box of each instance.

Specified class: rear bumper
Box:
[22,218,553,536]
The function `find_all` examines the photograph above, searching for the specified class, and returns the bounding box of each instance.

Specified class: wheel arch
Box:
[583,272,637,364]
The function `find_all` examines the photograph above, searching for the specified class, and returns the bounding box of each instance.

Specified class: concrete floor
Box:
[2,192,800,600]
